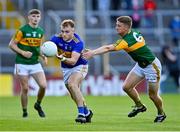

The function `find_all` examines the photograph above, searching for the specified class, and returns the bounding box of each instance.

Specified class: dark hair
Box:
[28,9,41,15]
[117,16,132,28]
[61,19,75,28]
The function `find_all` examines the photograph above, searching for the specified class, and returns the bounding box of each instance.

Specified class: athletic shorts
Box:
[14,63,44,76]
[131,58,162,83]
[61,65,88,84]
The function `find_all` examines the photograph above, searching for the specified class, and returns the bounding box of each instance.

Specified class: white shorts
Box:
[14,63,44,76]
[131,58,162,83]
[61,65,88,84]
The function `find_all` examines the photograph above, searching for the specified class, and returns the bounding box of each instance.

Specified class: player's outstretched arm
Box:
[83,44,115,59]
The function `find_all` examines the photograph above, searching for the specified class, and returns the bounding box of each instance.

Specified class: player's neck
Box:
[28,22,38,28]
[66,38,73,42]
[121,29,131,37]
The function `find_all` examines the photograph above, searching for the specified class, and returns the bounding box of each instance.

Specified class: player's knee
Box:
[148,92,156,100]
[67,81,76,89]
[42,84,47,89]
[39,83,47,89]
[21,87,28,94]
[122,84,130,93]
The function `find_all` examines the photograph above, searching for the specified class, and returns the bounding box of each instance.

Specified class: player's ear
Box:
[28,15,31,20]
[72,28,75,32]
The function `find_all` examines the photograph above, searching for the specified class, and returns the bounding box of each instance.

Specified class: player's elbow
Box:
[69,60,77,66]
[8,43,13,49]
[8,40,16,50]
[106,46,111,51]
[104,45,113,52]
[70,62,76,66]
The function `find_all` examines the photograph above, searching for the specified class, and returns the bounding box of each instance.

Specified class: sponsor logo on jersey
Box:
[26,33,31,37]
[32,32,37,37]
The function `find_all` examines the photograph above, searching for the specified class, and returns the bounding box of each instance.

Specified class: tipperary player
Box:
[83,16,166,123]
[9,9,47,118]
[50,19,93,123]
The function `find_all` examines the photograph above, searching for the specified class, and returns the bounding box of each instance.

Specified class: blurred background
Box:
[0,0,179,96]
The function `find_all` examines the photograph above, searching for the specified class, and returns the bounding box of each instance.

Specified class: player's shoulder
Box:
[18,24,28,31]
[131,29,142,36]
[36,26,44,33]
[124,29,141,40]
[54,33,62,38]
[73,33,83,44]
[50,33,61,41]
[19,24,44,33]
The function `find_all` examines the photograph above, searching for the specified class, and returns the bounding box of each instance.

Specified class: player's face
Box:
[115,21,129,36]
[28,14,41,26]
[61,26,74,41]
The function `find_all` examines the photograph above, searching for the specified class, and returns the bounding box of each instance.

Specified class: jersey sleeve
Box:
[50,35,58,45]
[113,39,128,51]
[73,42,84,53]
[13,30,23,42]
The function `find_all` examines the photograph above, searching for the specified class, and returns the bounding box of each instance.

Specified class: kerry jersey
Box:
[114,29,155,68]
[13,24,44,64]
[50,33,88,68]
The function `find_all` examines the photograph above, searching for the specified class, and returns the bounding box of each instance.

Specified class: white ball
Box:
[41,41,57,57]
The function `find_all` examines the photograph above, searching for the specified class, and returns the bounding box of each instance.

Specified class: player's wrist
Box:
[20,50,25,56]
[41,53,45,57]
[61,56,67,62]
[92,50,96,56]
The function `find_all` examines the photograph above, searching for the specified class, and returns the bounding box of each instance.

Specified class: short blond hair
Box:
[61,19,75,28]
[117,16,132,28]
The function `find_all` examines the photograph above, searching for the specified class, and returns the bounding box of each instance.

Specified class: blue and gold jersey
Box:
[50,33,88,68]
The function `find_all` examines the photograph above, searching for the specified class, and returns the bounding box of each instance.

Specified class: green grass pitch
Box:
[0,94,180,131]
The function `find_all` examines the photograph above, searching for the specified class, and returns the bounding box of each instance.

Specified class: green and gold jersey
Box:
[114,29,155,68]
[13,24,44,64]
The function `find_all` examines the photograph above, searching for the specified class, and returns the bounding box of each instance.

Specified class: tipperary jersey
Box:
[50,33,88,68]
[114,29,155,68]
[13,24,44,64]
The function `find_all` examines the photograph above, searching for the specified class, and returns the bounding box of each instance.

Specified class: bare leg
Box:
[32,72,47,102]
[148,81,166,122]
[67,72,85,107]
[32,72,47,117]
[148,82,164,115]
[67,72,87,123]
[123,71,144,106]
[18,75,29,109]
[17,75,29,117]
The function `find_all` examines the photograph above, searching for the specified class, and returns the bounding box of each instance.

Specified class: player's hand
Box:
[56,54,63,59]
[82,48,90,53]
[21,51,32,58]
[42,55,48,65]
[82,50,94,59]
[56,53,66,62]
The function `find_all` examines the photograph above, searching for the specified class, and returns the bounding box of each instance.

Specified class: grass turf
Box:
[0,94,180,131]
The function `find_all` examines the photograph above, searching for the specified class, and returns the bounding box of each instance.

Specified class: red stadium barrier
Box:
[13,74,147,96]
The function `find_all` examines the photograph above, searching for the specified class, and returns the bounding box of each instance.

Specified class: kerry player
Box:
[83,16,166,123]
[9,9,47,118]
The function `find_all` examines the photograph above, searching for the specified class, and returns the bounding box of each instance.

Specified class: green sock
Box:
[37,100,41,105]
[158,110,164,115]
[136,101,143,107]
[23,108,27,113]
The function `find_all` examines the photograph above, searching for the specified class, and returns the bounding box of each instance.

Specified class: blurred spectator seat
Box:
[169,15,180,46]
[143,0,157,28]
